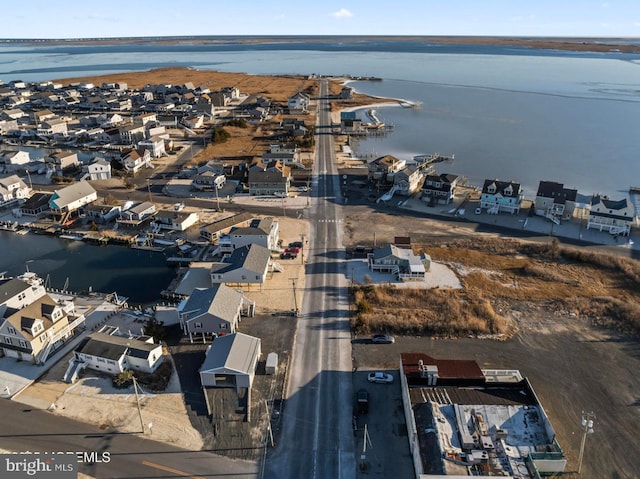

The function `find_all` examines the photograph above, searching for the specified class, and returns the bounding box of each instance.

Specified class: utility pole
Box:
[132,376,145,434]
[290,278,298,316]
[146,179,152,203]
[215,184,221,212]
[300,234,305,263]
[578,411,595,474]
[264,400,274,447]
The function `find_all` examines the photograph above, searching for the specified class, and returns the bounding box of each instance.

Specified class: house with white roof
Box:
[0,150,31,173]
[288,92,311,113]
[152,210,199,232]
[199,332,261,394]
[118,201,156,224]
[48,181,97,222]
[121,148,152,174]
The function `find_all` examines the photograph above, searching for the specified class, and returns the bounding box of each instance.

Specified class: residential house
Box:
[422,173,460,205]
[0,150,31,173]
[288,92,311,113]
[156,115,178,127]
[83,157,112,181]
[534,181,578,221]
[1,108,26,121]
[119,124,146,145]
[0,275,47,318]
[135,112,157,127]
[368,155,406,183]
[121,148,151,174]
[338,86,354,99]
[119,201,156,224]
[191,171,226,191]
[32,109,56,123]
[19,193,52,217]
[0,175,31,207]
[199,332,261,394]
[587,195,635,235]
[217,217,279,253]
[152,210,199,232]
[262,144,301,165]
[48,181,97,222]
[340,111,363,134]
[182,114,204,129]
[368,244,431,280]
[47,151,79,174]
[248,161,291,196]
[0,294,85,364]
[220,86,240,100]
[394,165,424,196]
[84,204,121,224]
[0,118,18,135]
[480,179,524,214]
[71,331,163,377]
[98,113,124,128]
[178,285,253,341]
[210,244,272,286]
[138,136,166,158]
[37,118,68,137]
[199,213,253,243]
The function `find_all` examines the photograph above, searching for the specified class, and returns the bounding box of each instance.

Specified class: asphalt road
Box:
[0,399,258,478]
[263,81,355,478]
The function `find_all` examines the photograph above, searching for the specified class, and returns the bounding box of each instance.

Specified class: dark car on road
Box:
[280,252,297,259]
[371,334,395,344]
[288,241,303,248]
[356,388,369,414]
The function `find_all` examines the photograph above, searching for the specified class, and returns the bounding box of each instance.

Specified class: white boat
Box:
[59,234,84,241]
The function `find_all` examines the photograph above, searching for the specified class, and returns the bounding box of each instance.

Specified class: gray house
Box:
[210,244,272,286]
[178,284,254,342]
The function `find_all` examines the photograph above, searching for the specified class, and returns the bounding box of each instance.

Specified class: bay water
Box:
[0,39,639,299]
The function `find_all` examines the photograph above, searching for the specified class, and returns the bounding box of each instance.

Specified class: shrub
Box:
[113,370,134,389]
[211,127,230,144]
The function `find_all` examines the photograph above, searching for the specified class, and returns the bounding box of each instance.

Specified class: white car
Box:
[367,372,393,384]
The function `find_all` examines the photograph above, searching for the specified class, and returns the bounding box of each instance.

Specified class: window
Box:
[19,340,27,348]
[97,357,106,363]
[3,336,11,345]
[220,323,228,330]
[195,322,203,329]
[7,326,16,335]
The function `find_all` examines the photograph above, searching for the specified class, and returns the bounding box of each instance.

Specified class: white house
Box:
[71,331,164,377]
[84,157,112,180]
[0,275,47,318]
[288,92,311,113]
[138,136,166,158]
[182,114,204,129]
[121,148,152,174]
[119,201,156,223]
[480,179,524,214]
[37,118,68,137]
[587,195,635,236]
[199,332,261,393]
[0,150,31,173]
[152,210,199,232]
[0,175,31,207]
[217,217,279,253]
[48,181,97,219]
[47,151,79,173]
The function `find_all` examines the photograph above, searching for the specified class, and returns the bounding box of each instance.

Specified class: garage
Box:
[199,332,261,393]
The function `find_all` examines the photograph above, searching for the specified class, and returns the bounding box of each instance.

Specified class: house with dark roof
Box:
[210,244,272,286]
[217,217,279,253]
[248,161,291,196]
[534,181,578,220]
[71,331,163,378]
[368,155,406,183]
[0,276,46,318]
[19,192,52,217]
[178,285,254,341]
[152,210,199,232]
[587,195,635,235]
[480,179,523,214]
[422,173,460,205]
[199,213,253,243]
[287,91,311,113]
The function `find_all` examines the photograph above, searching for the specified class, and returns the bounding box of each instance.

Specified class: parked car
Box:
[280,252,297,259]
[356,388,369,414]
[371,334,395,344]
[288,241,303,248]
[285,247,301,254]
[367,372,394,384]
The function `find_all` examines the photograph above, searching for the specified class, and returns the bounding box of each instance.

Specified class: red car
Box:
[285,247,300,254]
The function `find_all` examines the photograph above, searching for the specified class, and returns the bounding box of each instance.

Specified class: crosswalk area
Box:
[316,219,343,223]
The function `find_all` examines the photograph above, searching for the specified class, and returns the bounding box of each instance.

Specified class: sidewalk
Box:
[401,196,640,250]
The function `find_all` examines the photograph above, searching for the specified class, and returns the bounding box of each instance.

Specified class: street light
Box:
[577,411,595,474]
